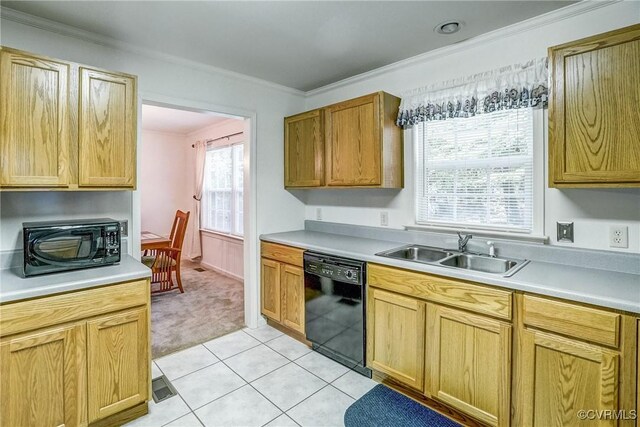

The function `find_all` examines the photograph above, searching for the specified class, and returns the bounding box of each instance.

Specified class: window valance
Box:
[396,58,548,129]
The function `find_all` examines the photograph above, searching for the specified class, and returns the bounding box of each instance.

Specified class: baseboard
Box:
[198,260,243,281]
[89,401,148,427]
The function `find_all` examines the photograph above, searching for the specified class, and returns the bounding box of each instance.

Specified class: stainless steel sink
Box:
[376,244,528,277]
[439,253,525,276]
[376,245,454,263]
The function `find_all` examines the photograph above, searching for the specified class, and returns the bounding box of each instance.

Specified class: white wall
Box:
[301,1,640,253]
[140,130,191,240]
[0,15,306,327]
[186,118,245,279]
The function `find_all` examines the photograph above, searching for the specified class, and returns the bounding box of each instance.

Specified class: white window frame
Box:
[201,141,244,237]
[412,108,545,239]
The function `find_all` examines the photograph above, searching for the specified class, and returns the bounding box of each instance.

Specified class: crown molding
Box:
[305,0,621,97]
[0,6,306,97]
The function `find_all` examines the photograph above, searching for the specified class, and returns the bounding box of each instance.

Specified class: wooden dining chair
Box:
[142,210,190,294]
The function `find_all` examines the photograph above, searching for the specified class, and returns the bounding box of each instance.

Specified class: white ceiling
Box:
[2,1,575,91]
[142,104,231,134]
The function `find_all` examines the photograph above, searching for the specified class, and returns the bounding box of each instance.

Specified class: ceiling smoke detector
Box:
[435,21,462,35]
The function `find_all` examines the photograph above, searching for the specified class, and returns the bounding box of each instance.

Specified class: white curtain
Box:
[190,140,206,259]
[397,58,548,128]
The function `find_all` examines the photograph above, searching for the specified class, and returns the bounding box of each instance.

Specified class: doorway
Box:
[138,101,252,358]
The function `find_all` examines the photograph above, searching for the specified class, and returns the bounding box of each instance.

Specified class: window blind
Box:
[202,143,244,236]
[416,108,534,232]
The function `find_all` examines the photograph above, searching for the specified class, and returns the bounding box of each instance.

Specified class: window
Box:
[202,143,244,236]
[415,108,538,233]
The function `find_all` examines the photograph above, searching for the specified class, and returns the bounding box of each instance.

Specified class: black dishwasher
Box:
[304,252,371,378]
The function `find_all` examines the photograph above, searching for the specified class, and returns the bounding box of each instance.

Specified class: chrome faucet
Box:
[457,232,472,252]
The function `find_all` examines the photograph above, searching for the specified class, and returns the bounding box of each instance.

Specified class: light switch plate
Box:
[557,221,574,243]
[119,220,128,237]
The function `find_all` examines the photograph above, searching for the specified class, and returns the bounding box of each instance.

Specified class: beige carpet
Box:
[151,260,244,358]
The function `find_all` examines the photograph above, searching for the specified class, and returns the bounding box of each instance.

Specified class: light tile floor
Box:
[126,325,376,427]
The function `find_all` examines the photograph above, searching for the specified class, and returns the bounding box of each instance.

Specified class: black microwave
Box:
[23,218,121,277]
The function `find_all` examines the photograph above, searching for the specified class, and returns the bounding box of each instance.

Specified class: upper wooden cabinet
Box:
[284,109,324,187]
[0,49,71,188]
[549,24,640,187]
[0,46,137,190]
[283,91,403,189]
[79,68,136,188]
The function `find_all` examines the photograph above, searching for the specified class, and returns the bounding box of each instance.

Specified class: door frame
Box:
[134,91,260,328]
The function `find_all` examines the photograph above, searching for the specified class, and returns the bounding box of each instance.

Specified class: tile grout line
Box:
[157,395,194,427]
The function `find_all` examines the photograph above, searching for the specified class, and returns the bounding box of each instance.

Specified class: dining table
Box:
[141,231,171,251]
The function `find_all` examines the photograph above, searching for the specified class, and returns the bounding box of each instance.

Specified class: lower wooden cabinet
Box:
[425,303,511,427]
[0,279,150,427]
[0,323,86,427]
[366,264,638,427]
[87,308,148,422]
[260,242,305,337]
[280,264,305,334]
[520,329,619,427]
[367,287,425,391]
[261,258,281,322]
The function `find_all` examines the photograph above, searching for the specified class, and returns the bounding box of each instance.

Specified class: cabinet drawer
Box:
[261,242,304,267]
[0,279,149,338]
[368,264,512,320]
[522,295,620,347]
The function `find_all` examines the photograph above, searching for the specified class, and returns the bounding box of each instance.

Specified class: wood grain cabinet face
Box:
[520,329,619,427]
[367,287,425,391]
[425,304,511,427]
[0,323,86,427]
[261,257,281,322]
[86,307,148,423]
[325,93,382,186]
[284,110,324,188]
[79,67,136,188]
[549,24,640,187]
[0,49,70,187]
[280,264,305,334]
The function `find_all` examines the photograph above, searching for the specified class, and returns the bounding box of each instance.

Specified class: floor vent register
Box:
[151,375,178,403]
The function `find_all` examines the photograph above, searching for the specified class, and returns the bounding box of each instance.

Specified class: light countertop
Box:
[0,255,151,304]
[261,230,640,314]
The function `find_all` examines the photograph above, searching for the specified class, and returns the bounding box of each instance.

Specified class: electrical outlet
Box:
[119,220,128,237]
[316,207,322,221]
[380,211,389,227]
[609,225,628,248]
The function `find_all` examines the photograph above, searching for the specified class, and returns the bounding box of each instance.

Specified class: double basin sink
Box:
[376,244,528,277]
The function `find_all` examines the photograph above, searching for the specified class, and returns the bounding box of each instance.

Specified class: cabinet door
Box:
[87,307,148,422]
[261,258,281,322]
[521,329,618,427]
[325,93,381,186]
[280,264,305,334]
[550,25,640,186]
[284,110,324,187]
[0,323,86,427]
[0,49,70,187]
[79,67,136,188]
[367,287,425,390]
[425,304,511,427]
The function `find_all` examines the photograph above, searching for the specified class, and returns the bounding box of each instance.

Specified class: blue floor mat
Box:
[344,384,461,427]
